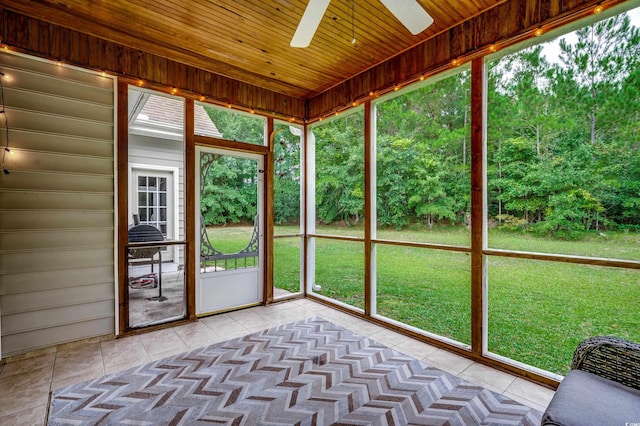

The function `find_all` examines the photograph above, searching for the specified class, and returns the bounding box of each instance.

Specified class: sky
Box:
[542,5,640,65]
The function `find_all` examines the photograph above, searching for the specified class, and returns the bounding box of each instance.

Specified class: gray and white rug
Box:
[48,317,542,425]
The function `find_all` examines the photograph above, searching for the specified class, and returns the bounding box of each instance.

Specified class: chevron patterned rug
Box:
[48,317,542,425]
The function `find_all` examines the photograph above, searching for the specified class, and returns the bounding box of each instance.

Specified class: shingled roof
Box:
[129,92,222,139]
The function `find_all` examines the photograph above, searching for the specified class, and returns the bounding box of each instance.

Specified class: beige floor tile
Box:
[347,319,386,337]
[369,328,411,347]
[295,299,328,312]
[216,326,255,341]
[0,353,55,379]
[321,310,361,327]
[0,375,50,418]
[503,390,548,412]
[56,336,104,351]
[0,361,54,391]
[424,348,475,375]
[394,338,439,360]
[53,343,103,382]
[148,346,193,362]
[139,328,187,357]
[101,336,150,374]
[458,363,517,393]
[226,309,263,322]
[258,306,309,323]
[234,314,271,329]
[199,313,237,327]
[103,358,152,375]
[51,365,105,391]
[505,377,555,408]
[201,317,250,336]
[1,347,56,365]
[173,321,218,349]
[0,403,47,426]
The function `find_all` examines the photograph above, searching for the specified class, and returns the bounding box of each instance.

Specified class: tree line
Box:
[203,13,640,239]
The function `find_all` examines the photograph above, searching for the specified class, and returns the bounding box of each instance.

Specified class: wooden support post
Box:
[185,98,196,319]
[470,58,487,355]
[117,80,129,334]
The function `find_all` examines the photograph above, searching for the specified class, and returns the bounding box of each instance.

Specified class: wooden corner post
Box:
[470,57,487,355]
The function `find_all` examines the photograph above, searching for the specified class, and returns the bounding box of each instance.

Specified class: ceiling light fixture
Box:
[594,5,604,14]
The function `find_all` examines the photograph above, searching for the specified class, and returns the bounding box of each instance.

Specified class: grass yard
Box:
[209,224,640,375]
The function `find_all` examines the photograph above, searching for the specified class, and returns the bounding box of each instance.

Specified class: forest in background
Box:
[203,13,640,240]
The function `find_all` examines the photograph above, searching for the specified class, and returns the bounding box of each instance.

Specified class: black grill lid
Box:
[129,224,163,243]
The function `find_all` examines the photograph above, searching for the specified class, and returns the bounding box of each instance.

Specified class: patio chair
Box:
[542,335,640,425]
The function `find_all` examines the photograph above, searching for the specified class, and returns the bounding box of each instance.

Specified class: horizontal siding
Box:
[8,108,112,140]
[0,51,115,89]
[2,301,114,335]
[0,265,114,295]
[5,87,113,122]
[0,170,113,192]
[8,149,113,175]
[0,51,116,357]
[1,65,113,104]
[0,247,114,274]
[9,128,113,157]
[0,210,113,229]
[1,282,114,315]
[0,190,113,210]
[0,228,113,251]
[1,318,114,356]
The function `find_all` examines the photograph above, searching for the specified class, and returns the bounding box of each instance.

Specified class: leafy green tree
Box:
[200,153,257,225]
[313,111,365,225]
[274,125,301,224]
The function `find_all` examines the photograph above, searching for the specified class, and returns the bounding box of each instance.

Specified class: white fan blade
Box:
[379,0,434,35]
[290,0,331,48]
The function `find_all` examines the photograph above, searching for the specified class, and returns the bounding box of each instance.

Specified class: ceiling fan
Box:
[290,0,434,48]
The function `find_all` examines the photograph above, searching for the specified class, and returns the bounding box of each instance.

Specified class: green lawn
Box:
[210,224,640,375]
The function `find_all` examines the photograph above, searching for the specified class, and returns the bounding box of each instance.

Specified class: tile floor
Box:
[0,298,555,425]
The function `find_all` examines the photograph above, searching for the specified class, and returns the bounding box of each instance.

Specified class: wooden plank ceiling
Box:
[2,0,504,99]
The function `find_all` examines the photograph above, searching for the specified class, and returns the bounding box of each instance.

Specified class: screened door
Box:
[196,147,264,315]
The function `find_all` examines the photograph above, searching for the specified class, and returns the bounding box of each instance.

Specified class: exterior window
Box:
[136,175,168,236]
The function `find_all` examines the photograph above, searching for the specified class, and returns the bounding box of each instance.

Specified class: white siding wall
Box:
[0,52,115,357]
[129,134,185,241]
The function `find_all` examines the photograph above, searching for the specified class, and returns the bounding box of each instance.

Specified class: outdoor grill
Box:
[128,217,166,301]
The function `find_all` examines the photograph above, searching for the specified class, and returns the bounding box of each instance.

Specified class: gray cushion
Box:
[542,369,640,426]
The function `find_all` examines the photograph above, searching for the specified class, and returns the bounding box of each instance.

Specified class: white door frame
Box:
[195,147,264,315]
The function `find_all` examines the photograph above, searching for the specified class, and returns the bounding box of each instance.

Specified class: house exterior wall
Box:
[128,133,185,243]
[0,51,115,357]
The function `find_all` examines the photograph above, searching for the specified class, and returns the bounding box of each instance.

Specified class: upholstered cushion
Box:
[542,369,640,426]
